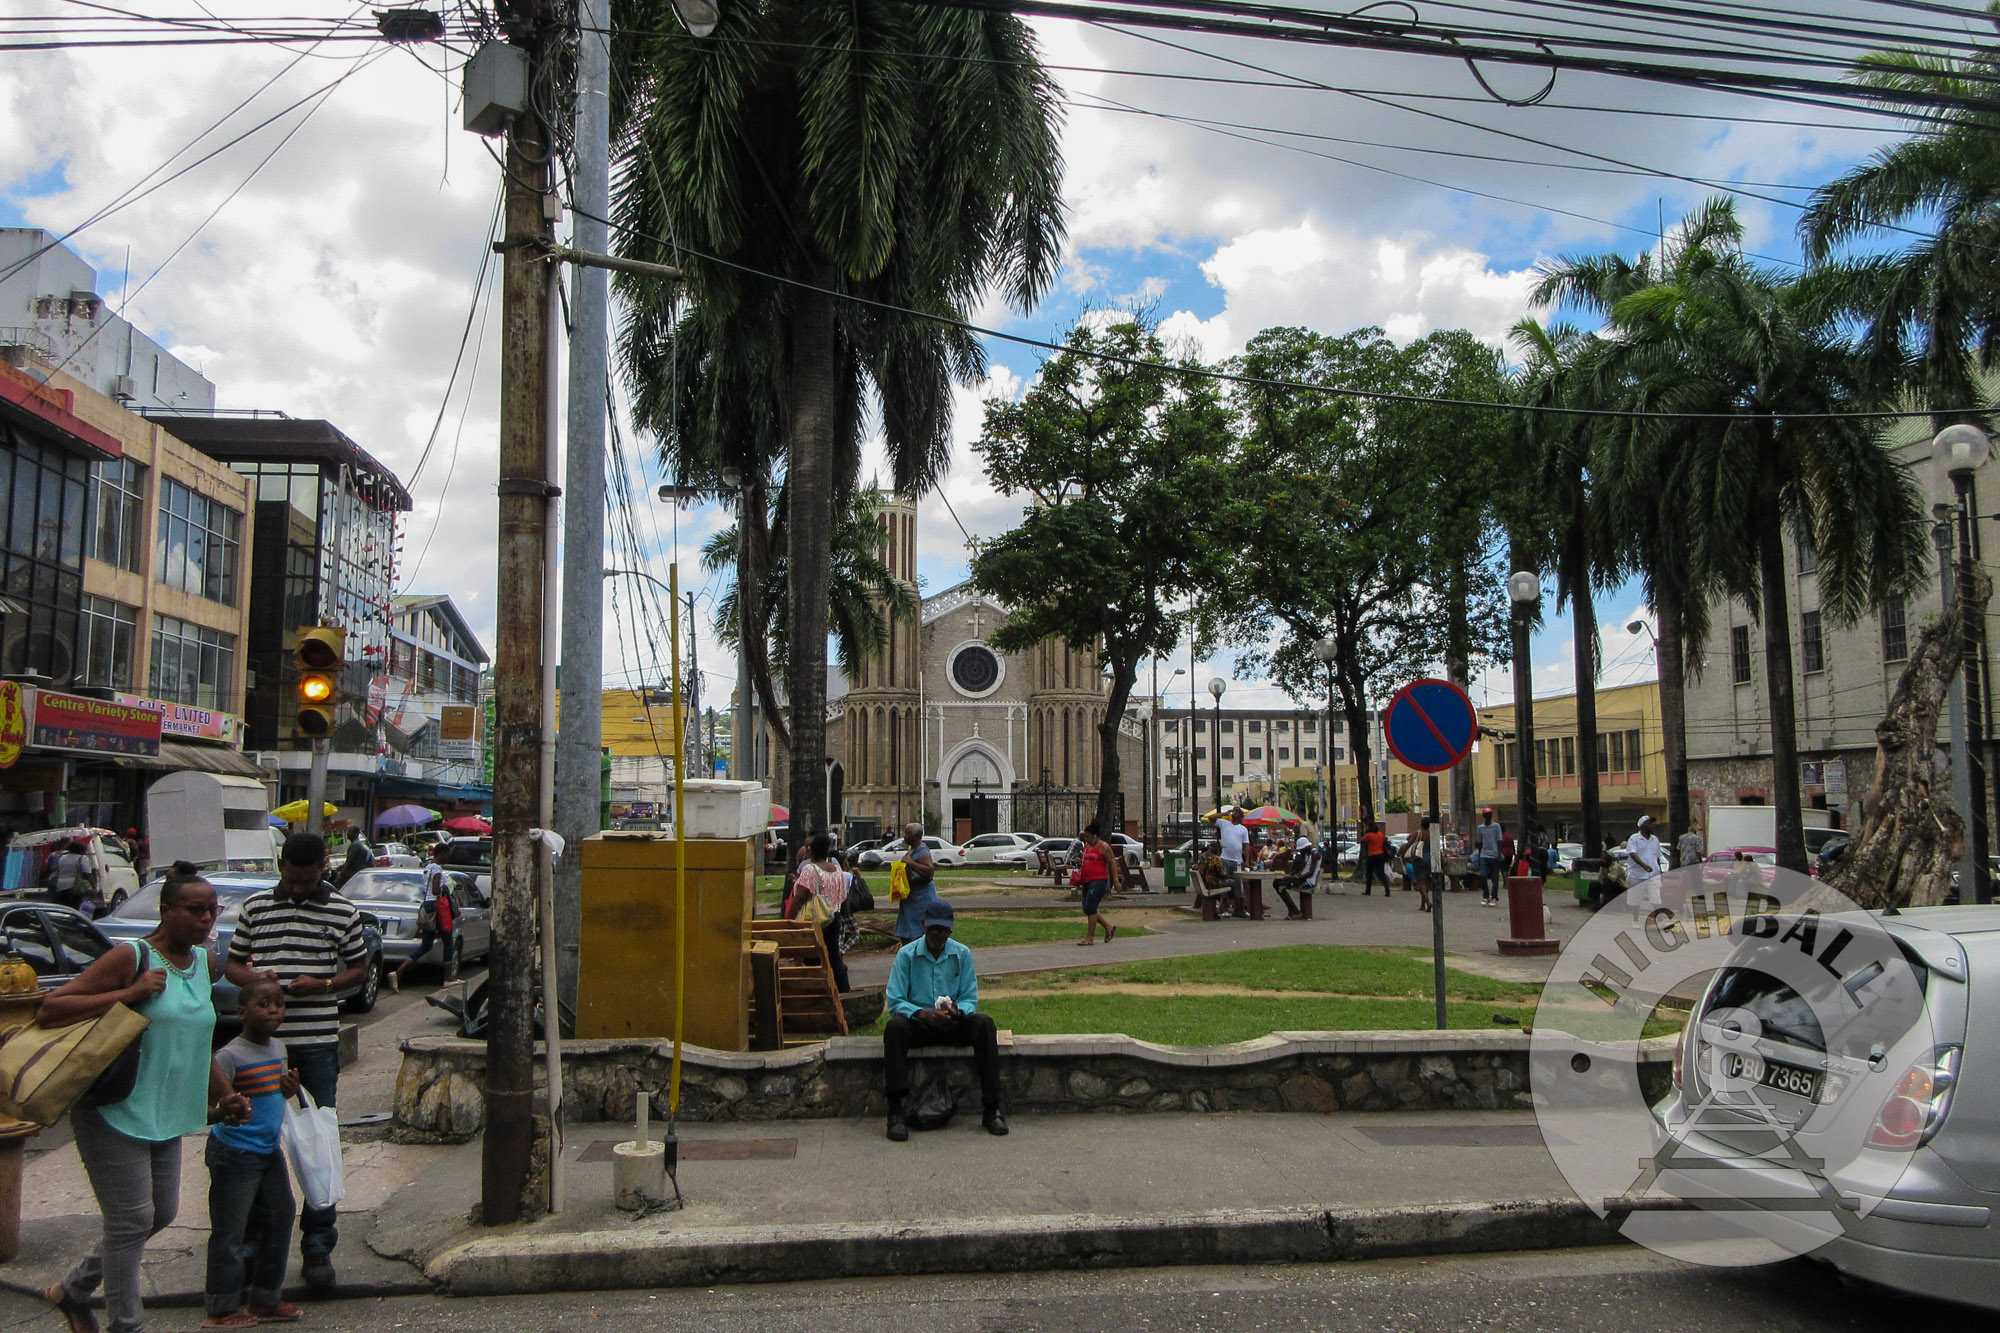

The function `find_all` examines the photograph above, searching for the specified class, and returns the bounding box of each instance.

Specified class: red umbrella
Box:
[443,815,491,834]
[768,804,789,825]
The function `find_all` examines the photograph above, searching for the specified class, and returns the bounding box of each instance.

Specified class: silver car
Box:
[1656,905,2000,1311]
[341,868,492,974]
[960,832,1039,865]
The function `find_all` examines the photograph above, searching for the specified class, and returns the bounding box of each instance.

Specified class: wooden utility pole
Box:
[485,0,555,1226]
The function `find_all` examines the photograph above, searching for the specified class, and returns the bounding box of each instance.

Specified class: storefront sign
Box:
[116,693,239,743]
[0,681,24,768]
[27,689,163,757]
[439,704,480,759]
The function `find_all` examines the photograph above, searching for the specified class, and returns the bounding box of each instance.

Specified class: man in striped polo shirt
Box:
[225,832,368,1297]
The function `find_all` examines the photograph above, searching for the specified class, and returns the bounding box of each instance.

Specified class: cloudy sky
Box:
[0,0,1960,720]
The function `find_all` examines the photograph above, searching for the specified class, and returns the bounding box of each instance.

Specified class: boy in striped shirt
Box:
[205,979,301,1327]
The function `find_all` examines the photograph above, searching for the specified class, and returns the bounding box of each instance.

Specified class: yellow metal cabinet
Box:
[576,833,754,1049]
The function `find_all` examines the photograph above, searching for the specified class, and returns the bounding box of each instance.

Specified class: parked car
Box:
[1029,837,1081,870]
[4,826,142,908]
[1,900,116,989]
[860,836,967,868]
[1657,904,2000,1312]
[959,832,1040,865]
[340,868,492,976]
[97,873,387,1017]
[1552,842,1585,875]
[995,836,1062,868]
[368,841,423,869]
[1701,847,1779,884]
[438,836,493,902]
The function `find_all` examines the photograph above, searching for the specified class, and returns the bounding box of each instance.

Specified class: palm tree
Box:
[611,1,1065,849]
[1509,317,1611,860]
[1800,17,2000,424]
[1594,214,1929,872]
[1531,201,1744,850]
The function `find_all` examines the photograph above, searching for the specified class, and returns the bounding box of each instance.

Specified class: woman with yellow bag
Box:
[889,821,938,944]
[39,863,230,1333]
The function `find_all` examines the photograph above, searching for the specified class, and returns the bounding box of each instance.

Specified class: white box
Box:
[672,781,768,840]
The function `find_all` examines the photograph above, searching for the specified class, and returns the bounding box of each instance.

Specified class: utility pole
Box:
[485,0,557,1228]
[687,591,700,778]
[552,0,611,1030]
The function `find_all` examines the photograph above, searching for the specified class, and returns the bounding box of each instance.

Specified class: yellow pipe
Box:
[669,563,687,1114]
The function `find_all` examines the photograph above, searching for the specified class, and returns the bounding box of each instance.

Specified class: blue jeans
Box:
[205,1139,293,1314]
[288,1042,340,1268]
[1480,854,1503,900]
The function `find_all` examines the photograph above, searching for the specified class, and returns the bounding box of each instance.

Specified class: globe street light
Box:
[1312,637,1337,842]
[1507,572,1540,852]
[1208,676,1226,849]
[1934,423,1993,903]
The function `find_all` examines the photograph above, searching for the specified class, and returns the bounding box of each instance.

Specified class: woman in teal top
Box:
[40,862,225,1333]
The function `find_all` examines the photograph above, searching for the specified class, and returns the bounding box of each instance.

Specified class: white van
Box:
[4,826,142,908]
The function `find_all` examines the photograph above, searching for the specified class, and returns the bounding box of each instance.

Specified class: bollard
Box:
[612,1097,667,1211]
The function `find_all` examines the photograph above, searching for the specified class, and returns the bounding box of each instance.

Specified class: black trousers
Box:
[884,1012,1001,1109]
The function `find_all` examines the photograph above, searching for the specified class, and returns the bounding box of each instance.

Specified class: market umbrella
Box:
[768,804,789,825]
[375,804,439,829]
[442,815,491,834]
[1241,804,1305,827]
[271,799,339,823]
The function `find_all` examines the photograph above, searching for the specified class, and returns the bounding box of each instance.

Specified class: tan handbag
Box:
[0,1003,150,1125]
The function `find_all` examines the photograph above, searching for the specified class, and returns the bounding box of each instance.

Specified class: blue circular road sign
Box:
[1383,678,1478,773]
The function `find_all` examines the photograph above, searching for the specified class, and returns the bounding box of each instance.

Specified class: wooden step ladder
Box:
[746,920,848,1046]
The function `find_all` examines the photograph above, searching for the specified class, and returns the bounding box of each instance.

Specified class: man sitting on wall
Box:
[882,900,1007,1142]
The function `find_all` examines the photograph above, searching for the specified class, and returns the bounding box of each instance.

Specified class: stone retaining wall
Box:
[393,1031,1675,1141]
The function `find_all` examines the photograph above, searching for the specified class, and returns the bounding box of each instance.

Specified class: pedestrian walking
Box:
[332,838,371,889]
[40,863,222,1333]
[1475,809,1504,906]
[786,832,852,992]
[1075,822,1123,945]
[1406,822,1433,913]
[391,847,457,993]
[224,833,368,1298]
[1359,822,1392,895]
[1675,824,1705,871]
[203,979,301,1329]
[47,839,99,913]
[1626,815,1666,922]
[891,822,939,943]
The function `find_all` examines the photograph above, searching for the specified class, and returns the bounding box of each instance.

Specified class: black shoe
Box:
[303,1263,335,1297]
[983,1109,1009,1136]
[886,1112,909,1142]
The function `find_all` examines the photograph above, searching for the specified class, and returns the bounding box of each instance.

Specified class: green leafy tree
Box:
[1222,326,1508,829]
[970,318,1237,834]
[612,0,1065,851]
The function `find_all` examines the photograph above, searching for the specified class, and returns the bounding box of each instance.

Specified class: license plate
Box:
[1724,1051,1821,1102]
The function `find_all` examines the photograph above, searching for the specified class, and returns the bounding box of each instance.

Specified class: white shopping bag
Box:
[281,1088,346,1210]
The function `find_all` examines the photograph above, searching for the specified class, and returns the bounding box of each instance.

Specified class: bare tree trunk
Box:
[1566,515,1604,858]
[1097,663,1134,835]
[783,282,837,861]
[1755,503,1808,874]
[1657,579,1692,848]
[1826,572,1989,908]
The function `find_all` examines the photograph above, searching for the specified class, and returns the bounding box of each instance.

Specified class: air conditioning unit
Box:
[110,374,137,403]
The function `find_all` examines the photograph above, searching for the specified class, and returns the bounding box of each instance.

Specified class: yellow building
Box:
[1474,680,1666,840]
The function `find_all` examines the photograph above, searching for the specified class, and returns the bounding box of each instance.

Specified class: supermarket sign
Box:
[116,693,239,744]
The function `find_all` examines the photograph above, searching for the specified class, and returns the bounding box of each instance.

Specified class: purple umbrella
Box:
[375,803,438,829]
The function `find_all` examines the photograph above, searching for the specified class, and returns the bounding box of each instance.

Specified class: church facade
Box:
[822,494,1145,844]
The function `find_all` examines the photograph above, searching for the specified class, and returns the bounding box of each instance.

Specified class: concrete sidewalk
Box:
[370,1109,1612,1296]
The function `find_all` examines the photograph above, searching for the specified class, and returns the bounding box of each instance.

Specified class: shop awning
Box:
[92,743,270,780]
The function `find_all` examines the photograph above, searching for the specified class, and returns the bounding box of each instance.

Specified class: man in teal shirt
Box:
[883,901,1006,1141]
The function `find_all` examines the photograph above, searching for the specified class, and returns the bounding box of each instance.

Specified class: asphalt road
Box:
[12,1248,1952,1333]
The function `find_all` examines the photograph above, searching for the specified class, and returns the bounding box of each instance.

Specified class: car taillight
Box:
[375,856,390,867]
[1868,1046,1961,1150]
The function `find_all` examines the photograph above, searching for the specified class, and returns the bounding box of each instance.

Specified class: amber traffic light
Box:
[295,626,345,738]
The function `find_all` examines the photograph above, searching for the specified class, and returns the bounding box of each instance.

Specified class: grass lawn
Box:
[847,910,1142,950]
[999,944,1541,1004]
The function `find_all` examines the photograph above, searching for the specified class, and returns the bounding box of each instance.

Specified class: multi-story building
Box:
[1680,416,1997,837]
[1155,704,1343,827]
[370,594,489,822]
[1474,680,1667,844]
[152,414,411,831]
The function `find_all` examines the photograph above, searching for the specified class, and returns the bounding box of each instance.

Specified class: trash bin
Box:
[1571,857,1604,910]
[1163,850,1191,890]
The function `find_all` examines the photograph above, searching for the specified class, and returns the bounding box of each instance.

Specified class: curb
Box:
[427,1198,1624,1296]
[0,1274,437,1310]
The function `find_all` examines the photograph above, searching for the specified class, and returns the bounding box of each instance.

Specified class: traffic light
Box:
[295,626,345,738]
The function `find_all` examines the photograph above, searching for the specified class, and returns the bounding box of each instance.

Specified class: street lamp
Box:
[1155,665,1185,845]
[1312,637,1336,841]
[1506,571,1540,854]
[1208,676,1226,850]
[1934,423,1993,903]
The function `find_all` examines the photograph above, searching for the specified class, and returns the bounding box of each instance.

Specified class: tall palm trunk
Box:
[1566,511,1604,858]
[784,283,838,860]
[1755,493,1808,872]
[1656,579,1692,851]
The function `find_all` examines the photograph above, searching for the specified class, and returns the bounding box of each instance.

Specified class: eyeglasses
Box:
[176,902,220,918]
